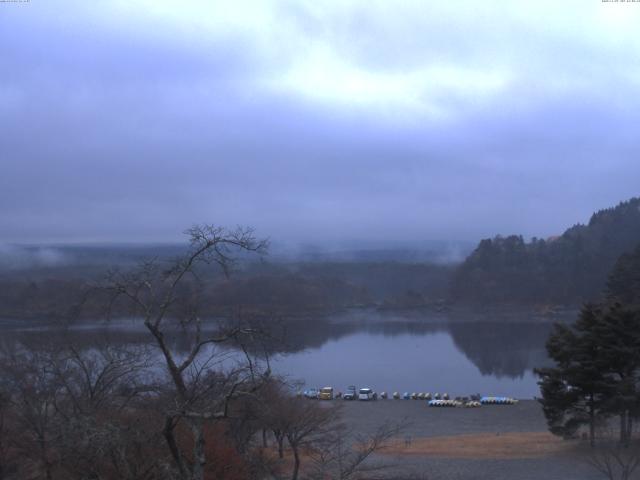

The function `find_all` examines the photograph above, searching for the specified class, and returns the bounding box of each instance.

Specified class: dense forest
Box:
[450,198,640,306]
[0,259,453,320]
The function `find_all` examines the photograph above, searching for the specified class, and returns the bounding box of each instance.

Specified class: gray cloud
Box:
[1,1,639,247]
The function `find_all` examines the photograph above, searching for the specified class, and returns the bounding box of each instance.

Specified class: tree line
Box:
[0,257,454,321]
[537,243,640,447]
[451,198,640,306]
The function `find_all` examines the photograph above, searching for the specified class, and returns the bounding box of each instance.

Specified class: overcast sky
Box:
[1,0,639,247]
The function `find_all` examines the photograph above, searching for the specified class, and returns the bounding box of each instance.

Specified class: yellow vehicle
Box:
[319,386,334,400]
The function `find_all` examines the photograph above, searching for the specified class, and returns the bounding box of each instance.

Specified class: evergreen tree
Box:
[594,305,640,445]
[452,197,640,305]
[536,304,608,445]
[537,245,640,445]
[606,244,640,308]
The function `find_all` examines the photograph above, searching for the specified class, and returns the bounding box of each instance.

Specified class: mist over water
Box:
[0,244,72,270]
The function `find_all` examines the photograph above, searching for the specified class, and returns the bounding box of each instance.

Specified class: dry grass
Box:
[383,431,579,460]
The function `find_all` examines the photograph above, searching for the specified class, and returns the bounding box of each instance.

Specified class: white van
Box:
[358,387,375,401]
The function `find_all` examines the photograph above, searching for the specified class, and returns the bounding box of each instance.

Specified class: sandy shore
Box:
[384,431,574,459]
[335,399,601,480]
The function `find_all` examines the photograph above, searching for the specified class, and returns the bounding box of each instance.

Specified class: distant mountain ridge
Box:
[450,197,640,305]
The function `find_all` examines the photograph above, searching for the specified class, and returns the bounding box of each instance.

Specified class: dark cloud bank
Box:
[1,1,638,248]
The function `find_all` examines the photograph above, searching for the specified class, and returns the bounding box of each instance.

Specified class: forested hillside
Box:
[606,242,640,308]
[0,260,453,320]
[450,198,640,305]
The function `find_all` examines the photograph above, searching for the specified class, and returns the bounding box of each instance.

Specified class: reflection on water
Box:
[271,319,553,398]
[272,331,544,399]
[0,311,558,398]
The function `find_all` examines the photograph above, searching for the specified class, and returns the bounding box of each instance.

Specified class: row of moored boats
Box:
[300,387,518,407]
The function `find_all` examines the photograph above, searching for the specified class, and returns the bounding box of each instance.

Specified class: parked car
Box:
[303,387,319,399]
[358,387,375,401]
[319,386,334,400]
[343,386,357,400]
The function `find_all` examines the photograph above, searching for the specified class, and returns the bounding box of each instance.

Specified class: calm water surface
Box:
[1,311,558,399]
[271,320,551,399]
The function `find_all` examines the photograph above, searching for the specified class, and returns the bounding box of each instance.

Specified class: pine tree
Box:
[537,245,640,446]
[606,244,640,309]
[594,305,640,445]
[536,304,608,445]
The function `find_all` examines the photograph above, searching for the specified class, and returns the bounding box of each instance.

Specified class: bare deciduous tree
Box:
[0,348,63,480]
[103,225,270,480]
[50,344,151,417]
[0,388,18,480]
[258,379,295,460]
[585,442,640,480]
[56,404,172,480]
[0,341,166,480]
[281,400,338,480]
[51,345,167,480]
[308,420,406,480]
[260,385,404,480]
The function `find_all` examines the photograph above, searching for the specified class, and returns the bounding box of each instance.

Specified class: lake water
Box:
[272,331,541,399]
[0,310,559,399]
[269,316,553,399]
